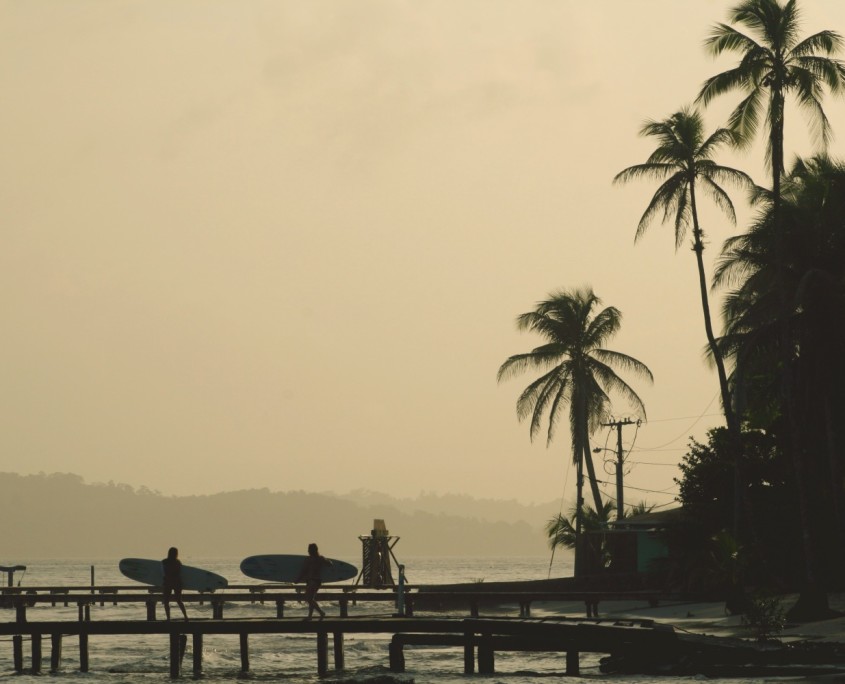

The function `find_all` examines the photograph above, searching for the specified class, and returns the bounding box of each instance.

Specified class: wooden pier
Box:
[1,613,672,677]
[5,585,827,678]
[0,584,689,677]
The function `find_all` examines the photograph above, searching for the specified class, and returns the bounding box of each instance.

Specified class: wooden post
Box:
[566,649,580,675]
[333,632,344,670]
[239,633,249,673]
[146,601,156,621]
[316,631,328,676]
[213,599,223,619]
[50,633,63,673]
[388,638,405,672]
[169,633,181,678]
[15,602,26,623]
[50,634,62,674]
[276,600,284,618]
[463,629,474,674]
[478,634,494,674]
[32,633,42,674]
[192,633,203,677]
[339,598,348,617]
[78,602,91,621]
[79,633,89,673]
[12,635,23,672]
[470,600,479,618]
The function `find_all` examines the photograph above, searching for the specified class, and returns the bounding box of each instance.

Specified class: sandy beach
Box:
[534,593,845,642]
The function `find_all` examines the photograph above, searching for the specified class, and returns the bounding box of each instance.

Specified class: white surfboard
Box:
[119,558,228,592]
[240,555,357,583]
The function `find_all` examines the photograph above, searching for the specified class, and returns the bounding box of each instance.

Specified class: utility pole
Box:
[600,418,635,520]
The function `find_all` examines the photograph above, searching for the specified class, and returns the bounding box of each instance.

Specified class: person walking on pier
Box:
[297,543,331,619]
[162,547,188,621]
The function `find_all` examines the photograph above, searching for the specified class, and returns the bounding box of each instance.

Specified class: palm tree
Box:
[498,287,653,575]
[614,107,754,535]
[546,502,615,573]
[546,500,655,574]
[696,0,845,206]
[715,155,845,618]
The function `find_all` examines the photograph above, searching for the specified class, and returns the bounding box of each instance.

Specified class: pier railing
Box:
[2,584,677,622]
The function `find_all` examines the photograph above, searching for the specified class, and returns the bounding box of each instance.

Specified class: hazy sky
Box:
[3,1,844,509]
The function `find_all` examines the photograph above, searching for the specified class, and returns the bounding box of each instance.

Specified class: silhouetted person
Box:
[162,547,188,621]
[296,542,331,619]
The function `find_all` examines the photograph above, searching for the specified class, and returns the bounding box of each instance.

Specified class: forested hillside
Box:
[1,473,556,560]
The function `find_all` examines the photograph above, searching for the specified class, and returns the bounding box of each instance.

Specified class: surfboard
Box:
[118,558,228,592]
[240,555,358,583]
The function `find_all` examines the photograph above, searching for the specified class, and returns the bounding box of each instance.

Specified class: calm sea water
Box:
[0,557,765,683]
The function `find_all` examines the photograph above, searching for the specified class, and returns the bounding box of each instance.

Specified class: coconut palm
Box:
[614,108,754,535]
[614,107,753,439]
[696,0,845,204]
[546,501,615,573]
[498,288,653,574]
[715,155,845,618]
[546,500,654,573]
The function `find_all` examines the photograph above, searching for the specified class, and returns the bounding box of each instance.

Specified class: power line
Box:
[594,478,678,496]
[635,393,721,450]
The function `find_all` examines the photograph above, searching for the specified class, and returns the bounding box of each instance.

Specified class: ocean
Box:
[0,557,763,683]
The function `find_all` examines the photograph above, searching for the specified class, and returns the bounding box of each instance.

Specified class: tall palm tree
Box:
[696,0,845,206]
[498,288,653,575]
[715,155,845,618]
[614,107,754,534]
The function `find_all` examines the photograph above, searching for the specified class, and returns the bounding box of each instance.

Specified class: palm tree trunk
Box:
[582,443,604,514]
[689,185,744,539]
[574,449,585,578]
[770,90,785,216]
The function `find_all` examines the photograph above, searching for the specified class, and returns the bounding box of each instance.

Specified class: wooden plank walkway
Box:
[0,614,670,677]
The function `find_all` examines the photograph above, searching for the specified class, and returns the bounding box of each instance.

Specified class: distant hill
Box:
[332,489,558,530]
[0,472,563,560]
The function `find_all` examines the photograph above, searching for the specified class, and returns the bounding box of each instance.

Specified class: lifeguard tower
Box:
[357,519,401,588]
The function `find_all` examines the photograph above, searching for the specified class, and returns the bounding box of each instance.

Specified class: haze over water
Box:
[2,1,845,510]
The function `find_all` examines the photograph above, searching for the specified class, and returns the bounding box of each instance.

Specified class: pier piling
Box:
[50,633,63,672]
[333,631,345,670]
[192,633,203,677]
[12,635,22,672]
[239,633,249,673]
[566,649,580,675]
[31,633,42,673]
[79,633,89,672]
[316,631,328,675]
[463,628,474,674]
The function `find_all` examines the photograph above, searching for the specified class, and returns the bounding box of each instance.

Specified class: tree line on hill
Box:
[0,472,557,560]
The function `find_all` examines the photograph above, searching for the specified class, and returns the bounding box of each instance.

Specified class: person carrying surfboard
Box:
[296,543,331,619]
[162,547,189,621]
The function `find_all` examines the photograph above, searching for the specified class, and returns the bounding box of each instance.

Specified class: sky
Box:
[2,0,844,511]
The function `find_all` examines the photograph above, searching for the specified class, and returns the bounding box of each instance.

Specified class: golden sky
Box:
[2,0,844,508]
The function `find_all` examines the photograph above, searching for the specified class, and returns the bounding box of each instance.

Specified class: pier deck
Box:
[0,614,670,677]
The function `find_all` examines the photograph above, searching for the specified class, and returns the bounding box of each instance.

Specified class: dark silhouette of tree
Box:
[498,288,652,576]
[697,0,845,205]
[615,108,754,537]
[715,155,845,617]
